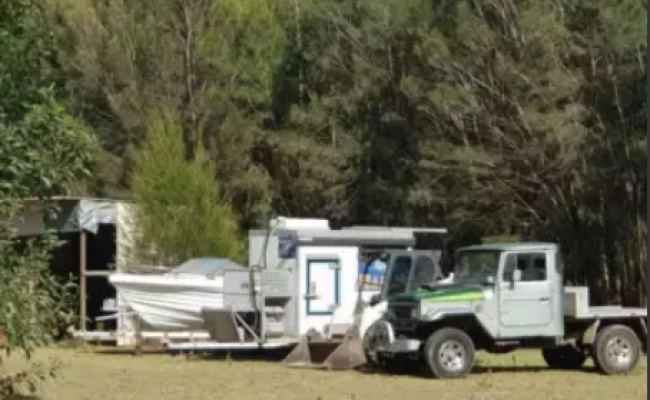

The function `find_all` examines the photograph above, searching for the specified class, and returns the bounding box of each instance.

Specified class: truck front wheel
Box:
[592,324,642,375]
[541,345,587,370]
[423,327,475,378]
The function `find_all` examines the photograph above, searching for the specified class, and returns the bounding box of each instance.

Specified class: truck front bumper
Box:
[375,338,421,354]
[367,320,421,354]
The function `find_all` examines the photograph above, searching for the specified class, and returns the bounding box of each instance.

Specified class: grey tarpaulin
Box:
[50,198,118,234]
[14,197,124,236]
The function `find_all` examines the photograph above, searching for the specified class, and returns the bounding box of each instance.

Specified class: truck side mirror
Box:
[512,269,522,282]
[369,294,381,307]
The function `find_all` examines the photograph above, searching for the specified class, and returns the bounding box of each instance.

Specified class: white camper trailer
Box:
[164,218,447,362]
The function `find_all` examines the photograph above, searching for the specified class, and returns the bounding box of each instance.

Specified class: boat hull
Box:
[109,273,225,331]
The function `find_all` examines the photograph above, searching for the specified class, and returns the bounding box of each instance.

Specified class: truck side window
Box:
[502,253,547,282]
[525,254,547,281]
[410,256,438,290]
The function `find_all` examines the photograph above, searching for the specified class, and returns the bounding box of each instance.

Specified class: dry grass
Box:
[5,347,647,400]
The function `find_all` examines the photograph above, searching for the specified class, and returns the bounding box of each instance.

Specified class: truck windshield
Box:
[455,250,501,281]
[385,255,413,297]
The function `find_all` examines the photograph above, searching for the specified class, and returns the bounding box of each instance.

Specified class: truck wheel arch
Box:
[418,313,493,350]
[581,318,647,347]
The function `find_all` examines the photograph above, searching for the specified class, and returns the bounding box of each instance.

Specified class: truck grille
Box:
[388,302,419,331]
[391,305,416,319]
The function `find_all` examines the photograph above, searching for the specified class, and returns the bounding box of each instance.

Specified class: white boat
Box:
[109,258,245,331]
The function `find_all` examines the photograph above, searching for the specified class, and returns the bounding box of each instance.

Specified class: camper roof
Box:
[277,228,416,247]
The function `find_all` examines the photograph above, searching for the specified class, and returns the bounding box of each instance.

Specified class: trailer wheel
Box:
[423,327,475,379]
[541,345,587,370]
[592,324,642,375]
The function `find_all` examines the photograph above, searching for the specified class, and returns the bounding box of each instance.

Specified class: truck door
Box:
[381,251,442,300]
[498,251,555,337]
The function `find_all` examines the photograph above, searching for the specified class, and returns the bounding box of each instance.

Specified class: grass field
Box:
[6,347,647,400]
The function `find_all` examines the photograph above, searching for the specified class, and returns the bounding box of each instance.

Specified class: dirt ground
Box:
[7,347,647,400]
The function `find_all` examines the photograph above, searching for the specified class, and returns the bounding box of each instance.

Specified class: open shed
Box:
[12,197,141,342]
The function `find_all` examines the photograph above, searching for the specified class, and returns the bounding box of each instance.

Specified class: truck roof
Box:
[459,242,558,252]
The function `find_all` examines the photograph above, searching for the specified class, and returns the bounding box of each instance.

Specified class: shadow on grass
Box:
[84,345,293,364]
[71,345,616,376]
[356,363,601,378]
[472,364,600,375]
[180,348,293,363]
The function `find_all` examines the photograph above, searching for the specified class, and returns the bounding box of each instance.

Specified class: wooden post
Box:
[80,231,87,337]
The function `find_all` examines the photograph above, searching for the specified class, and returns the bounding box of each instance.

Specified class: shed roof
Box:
[12,197,130,236]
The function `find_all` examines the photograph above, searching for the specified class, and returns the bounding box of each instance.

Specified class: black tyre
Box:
[362,321,391,369]
[592,324,642,375]
[423,327,475,378]
[541,345,587,370]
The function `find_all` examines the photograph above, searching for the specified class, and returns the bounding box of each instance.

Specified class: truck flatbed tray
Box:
[573,306,647,319]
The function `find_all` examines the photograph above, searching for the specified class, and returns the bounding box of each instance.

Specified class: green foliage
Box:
[0,97,96,394]
[0,222,66,398]
[0,1,97,396]
[0,0,58,122]
[0,90,97,200]
[130,110,245,267]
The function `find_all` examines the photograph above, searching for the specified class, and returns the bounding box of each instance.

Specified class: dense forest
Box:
[1,0,647,307]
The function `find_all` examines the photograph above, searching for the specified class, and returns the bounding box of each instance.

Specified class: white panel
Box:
[116,202,143,272]
[115,203,139,345]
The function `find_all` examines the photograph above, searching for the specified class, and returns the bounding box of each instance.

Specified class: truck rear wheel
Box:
[592,324,642,375]
[541,345,587,370]
[423,327,475,379]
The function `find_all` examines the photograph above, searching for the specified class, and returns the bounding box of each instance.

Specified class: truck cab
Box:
[453,242,564,339]
[383,243,563,339]
[366,242,647,379]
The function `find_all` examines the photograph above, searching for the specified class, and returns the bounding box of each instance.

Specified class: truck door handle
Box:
[539,297,550,302]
